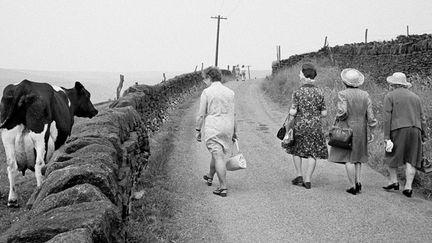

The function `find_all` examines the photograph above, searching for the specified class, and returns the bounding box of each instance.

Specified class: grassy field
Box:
[262,58,432,200]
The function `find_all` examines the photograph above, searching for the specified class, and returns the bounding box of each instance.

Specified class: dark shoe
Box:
[7,200,19,208]
[355,182,362,193]
[382,183,399,191]
[203,175,213,186]
[302,182,311,189]
[213,188,227,197]
[346,187,357,195]
[402,189,413,198]
[291,176,304,186]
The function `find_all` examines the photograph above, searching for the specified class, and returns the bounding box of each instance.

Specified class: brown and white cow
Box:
[0,80,98,207]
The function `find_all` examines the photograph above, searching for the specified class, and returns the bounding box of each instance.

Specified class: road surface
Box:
[163,79,432,242]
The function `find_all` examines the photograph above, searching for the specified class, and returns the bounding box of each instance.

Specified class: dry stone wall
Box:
[272,34,432,85]
[0,71,204,242]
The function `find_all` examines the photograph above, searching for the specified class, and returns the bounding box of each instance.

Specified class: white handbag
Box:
[226,140,247,171]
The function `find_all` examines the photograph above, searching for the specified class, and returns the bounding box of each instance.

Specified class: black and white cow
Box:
[0,80,98,207]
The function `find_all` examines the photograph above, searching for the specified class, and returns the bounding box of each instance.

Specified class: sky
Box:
[1,0,432,73]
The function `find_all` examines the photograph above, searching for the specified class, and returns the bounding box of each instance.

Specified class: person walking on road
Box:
[240,65,247,81]
[196,67,237,197]
[382,72,427,198]
[284,63,328,189]
[235,65,241,81]
[328,68,377,195]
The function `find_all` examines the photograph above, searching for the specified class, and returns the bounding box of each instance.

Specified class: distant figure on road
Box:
[284,63,328,189]
[240,65,247,81]
[382,72,427,198]
[235,65,241,81]
[328,68,377,195]
[196,67,237,197]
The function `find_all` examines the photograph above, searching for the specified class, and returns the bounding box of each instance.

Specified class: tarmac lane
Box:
[165,78,432,242]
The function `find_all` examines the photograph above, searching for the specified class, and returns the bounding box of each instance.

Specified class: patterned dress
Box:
[285,83,328,159]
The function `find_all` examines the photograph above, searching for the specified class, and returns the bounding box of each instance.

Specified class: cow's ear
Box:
[75,82,84,91]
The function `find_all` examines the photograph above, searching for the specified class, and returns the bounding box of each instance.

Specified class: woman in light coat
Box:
[196,67,237,197]
[328,68,377,195]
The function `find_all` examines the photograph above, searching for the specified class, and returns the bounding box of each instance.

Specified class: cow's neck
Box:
[63,88,78,120]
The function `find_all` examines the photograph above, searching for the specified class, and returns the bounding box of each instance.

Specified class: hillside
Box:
[0,68,182,103]
[0,68,271,103]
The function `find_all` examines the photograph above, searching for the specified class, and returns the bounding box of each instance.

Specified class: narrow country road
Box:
[164,79,432,242]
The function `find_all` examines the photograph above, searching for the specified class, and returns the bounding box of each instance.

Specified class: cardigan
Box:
[383,87,427,140]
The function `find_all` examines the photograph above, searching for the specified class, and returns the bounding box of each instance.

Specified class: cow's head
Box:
[71,82,98,118]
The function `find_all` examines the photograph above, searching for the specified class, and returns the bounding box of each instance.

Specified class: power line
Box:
[211,15,227,67]
[227,0,242,16]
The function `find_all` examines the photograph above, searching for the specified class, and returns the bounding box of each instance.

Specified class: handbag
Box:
[328,119,353,150]
[282,126,295,147]
[417,141,432,174]
[277,114,294,141]
[276,126,286,140]
[226,140,247,171]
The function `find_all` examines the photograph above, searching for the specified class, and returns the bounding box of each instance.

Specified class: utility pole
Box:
[211,15,227,67]
[365,28,368,44]
[407,25,410,36]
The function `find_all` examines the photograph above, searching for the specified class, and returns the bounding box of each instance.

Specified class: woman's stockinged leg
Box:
[355,163,362,183]
[387,167,398,184]
[292,155,303,177]
[405,163,416,190]
[213,150,227,189]
[345,163,355,187]
[304,157,317,183]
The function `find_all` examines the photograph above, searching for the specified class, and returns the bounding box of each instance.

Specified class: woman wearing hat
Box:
[284,63,328,189]
[382,72,427,198]
[328,68,377,195]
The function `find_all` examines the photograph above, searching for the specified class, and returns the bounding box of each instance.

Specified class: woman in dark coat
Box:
[284,63,328,189]
[382,72,427,198]
[328,68,377,195]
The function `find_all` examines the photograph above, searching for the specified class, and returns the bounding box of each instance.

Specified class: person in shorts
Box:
[196,67,237,197]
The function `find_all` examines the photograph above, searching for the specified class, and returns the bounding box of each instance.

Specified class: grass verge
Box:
[125,90,201,242]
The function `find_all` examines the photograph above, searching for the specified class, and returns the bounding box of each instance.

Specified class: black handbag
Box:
[277,115,295,147]
[277,126,286,140]
[328,119,353,150]
[276,115,290,140]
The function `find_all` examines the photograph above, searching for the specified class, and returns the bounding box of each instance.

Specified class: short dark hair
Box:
[302,63,317,79]
[205,67,222,81]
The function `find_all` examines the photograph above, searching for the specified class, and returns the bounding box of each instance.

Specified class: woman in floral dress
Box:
[284,63,328,189]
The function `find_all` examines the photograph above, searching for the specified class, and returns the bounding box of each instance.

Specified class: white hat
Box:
[386,72,412,88]
[341,68,364,87]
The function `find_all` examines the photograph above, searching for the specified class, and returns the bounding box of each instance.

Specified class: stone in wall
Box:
[272,34,432,82]
[1,71,204,242]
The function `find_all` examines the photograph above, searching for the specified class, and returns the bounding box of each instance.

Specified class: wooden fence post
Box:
[116,74,124,100]
[365,28,368,44]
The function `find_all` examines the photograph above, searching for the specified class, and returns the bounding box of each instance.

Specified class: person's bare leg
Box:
[213,150,227,189]
[208,156,216,179]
